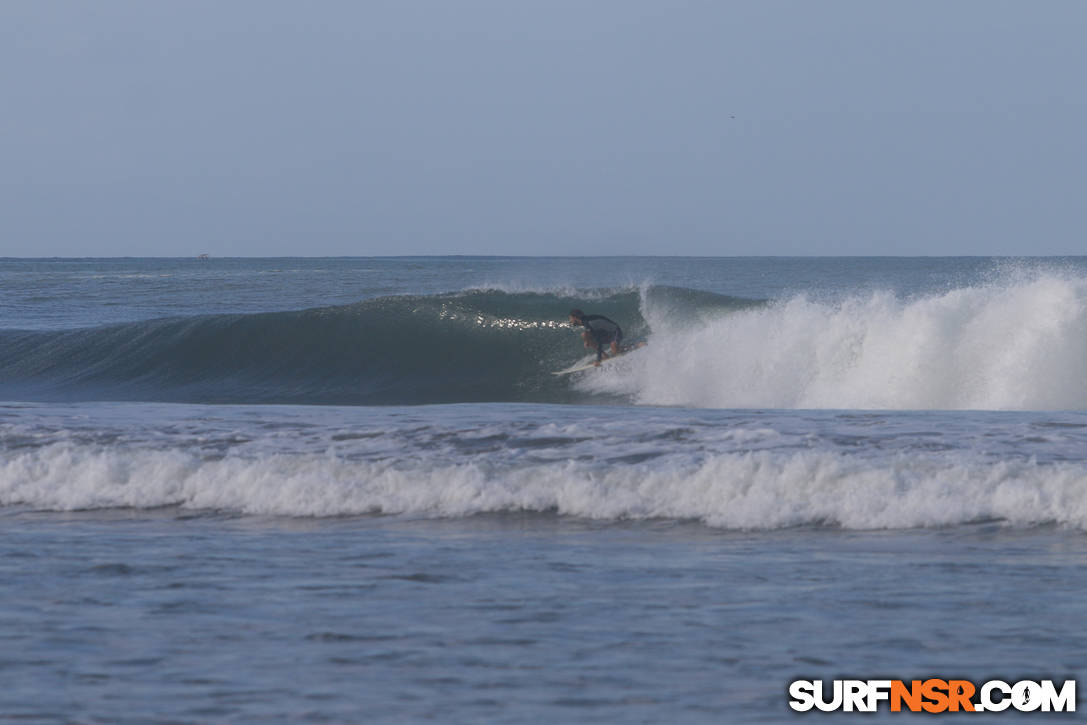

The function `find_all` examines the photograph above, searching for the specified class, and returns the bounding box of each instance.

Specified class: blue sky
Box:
[2,0,1085,256]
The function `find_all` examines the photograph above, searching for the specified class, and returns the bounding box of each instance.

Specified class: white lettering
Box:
[843,680,867,712]
[788,680,816,712]
[813,680,843,712]
[866,680,892,711]
[1013,680,1042,712]
[1039,680,1076,712]
[981,680,1011,712]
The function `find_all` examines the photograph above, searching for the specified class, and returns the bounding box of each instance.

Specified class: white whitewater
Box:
[581,271,1087,410]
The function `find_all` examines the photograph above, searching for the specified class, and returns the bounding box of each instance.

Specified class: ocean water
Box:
[2,256,1086,722]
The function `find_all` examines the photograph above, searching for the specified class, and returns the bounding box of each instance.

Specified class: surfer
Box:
[568,309,623,366]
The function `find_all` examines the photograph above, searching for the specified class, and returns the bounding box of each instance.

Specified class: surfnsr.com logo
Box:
[789,679,1076,713]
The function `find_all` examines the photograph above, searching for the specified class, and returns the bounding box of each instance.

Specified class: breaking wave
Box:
[3,441,1087,529]
[579,272,1087,411]
[0,286,752,405]
[4,270,1087,410]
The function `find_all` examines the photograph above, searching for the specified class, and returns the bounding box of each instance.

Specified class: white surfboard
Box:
[551,355,616,376]
[552,343,646,376]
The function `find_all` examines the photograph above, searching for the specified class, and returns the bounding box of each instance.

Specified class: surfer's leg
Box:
[594,330,616,359]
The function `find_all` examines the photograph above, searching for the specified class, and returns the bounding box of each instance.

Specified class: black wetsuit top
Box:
[578,314,623,361]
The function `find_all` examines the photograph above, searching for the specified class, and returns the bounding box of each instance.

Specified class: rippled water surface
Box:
[3,257,1087,722]
[4,509,1085,723]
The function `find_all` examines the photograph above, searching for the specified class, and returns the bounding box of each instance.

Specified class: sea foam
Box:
[4,441,1087,529]
[582,272,1087,410]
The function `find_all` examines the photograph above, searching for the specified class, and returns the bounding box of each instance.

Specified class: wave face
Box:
[578,272,1087,411]
[4,271,1087,410]
[0,286,753,405]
